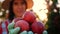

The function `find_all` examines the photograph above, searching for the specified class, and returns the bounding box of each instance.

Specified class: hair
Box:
[8,0,27,21]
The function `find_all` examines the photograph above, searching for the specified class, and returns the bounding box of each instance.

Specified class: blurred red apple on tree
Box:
[15,20,29,32]
[23,11,36,24]
[31,20,44,34]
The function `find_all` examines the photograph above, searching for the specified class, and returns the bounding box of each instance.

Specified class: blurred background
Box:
[0,0,60,34]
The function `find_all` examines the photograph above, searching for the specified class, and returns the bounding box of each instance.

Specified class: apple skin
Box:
[31,20,44,34]
[12,18,22,23]
[15,20,29,32]
[23,11,36,24]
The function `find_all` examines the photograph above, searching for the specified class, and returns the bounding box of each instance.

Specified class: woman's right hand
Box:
[9,27,20,34]
[8,22,20,34]
[8,20,34,34]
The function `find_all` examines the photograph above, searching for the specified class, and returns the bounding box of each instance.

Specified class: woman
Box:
[0,0,33,34]
[9,0,27,21]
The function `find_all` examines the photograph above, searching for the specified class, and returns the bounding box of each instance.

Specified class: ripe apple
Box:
[12,18,22,23]
[31,20,44,34]
[15,20,29,32]
[23,11,36,24]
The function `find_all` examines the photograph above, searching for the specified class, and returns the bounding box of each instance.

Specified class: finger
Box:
[8,23,15,30]
[28,31,33,34]
[43,30,48,34]
[9,27,20,34]
[14,27,20,33]
[9,29,16,34]
[20,31,27,34]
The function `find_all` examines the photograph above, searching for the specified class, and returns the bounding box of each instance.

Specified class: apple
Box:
[31,20,44,34]
[23,11,36,24]
[15,20,29,32]
[12,18,21,23]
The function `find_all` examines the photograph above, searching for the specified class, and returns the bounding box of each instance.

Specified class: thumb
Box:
[8,23,15,31]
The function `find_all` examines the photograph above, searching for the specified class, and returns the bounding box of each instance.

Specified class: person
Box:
[0,0,33,34]
[8,0,27,21]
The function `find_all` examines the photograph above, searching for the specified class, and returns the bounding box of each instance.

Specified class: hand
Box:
[9,27,20,34]
[8,22,15,30]
[8,21,20,34]
[8,20,34,34]
[20,31,33,34]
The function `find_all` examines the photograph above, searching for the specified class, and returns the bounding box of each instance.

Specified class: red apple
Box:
[31,20,44,34]
[15,20,29,32]
[23,11,36,24]
[12,18,22,23]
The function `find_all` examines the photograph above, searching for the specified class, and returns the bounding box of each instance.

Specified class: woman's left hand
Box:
[20,31,33,34]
